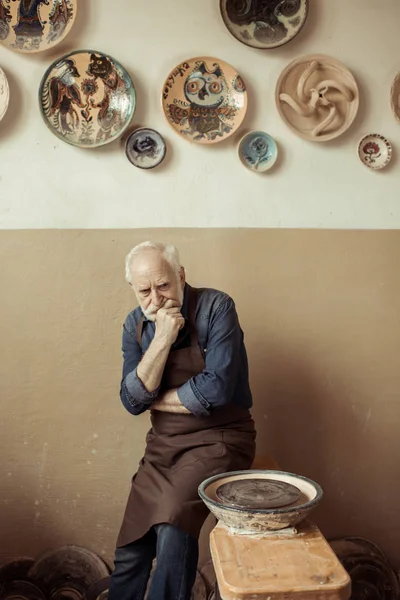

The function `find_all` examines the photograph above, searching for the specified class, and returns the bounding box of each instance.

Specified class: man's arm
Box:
[120,302,185,416]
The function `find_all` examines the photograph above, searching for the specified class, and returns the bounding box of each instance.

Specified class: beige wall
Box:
[1,229,399,569]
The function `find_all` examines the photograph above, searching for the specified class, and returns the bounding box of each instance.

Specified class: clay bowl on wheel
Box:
[198,470,323,535]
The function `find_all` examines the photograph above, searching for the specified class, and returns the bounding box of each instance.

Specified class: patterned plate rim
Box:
[357,133,392,170]
[219,0,309,50]
[38,48,136,149]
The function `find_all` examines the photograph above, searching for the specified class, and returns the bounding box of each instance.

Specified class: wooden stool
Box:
[210,520,351,600]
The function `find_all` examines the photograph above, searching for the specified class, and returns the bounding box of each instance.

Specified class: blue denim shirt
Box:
[120,283,253,417]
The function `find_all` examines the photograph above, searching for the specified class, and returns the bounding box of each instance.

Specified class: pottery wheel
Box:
[215,479,301,509]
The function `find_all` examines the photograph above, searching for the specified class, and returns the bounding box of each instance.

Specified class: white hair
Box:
[125,241,182,284]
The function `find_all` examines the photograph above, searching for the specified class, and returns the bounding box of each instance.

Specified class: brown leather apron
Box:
[117,288,256,547]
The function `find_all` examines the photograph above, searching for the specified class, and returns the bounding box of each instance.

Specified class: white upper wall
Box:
[0,0,399,229]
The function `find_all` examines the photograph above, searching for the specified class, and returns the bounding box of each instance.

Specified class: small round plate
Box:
[0,66,10,122]
[0,0,77,54]
[162,56,247,145]
[39,49,136,148]
[358,134,392,170]
[215,478,301,509]
[220,0,308,49]
[390,73,400,124]
[276,54,359,142]
[238,131,278,172]
[126,128,166,169]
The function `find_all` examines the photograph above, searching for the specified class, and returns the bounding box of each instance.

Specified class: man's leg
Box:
[146,523,199,600]
[108,528,157,600]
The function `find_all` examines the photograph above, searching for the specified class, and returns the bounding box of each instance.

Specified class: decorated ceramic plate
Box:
[390,73,400,124]
[238,131,278,172]
[276,54,359,142]
[126,128,166,169]
[358,134,392,170]
[0,0,77,54]
[220,0,308,49]
[162,56,247,144]
[0,66,10,122]
[39,50,136,148]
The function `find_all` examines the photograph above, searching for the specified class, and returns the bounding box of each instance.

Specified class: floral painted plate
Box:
[276,54,359,142]
[390,73,400,124]
[0,66,10,122]
[238,131,278,172]
[125,128,166,169]
[358,134,392,170]
[162,56,247,144]
[0,0,77,54]
[220,0,308,49]
[39,50,136,148]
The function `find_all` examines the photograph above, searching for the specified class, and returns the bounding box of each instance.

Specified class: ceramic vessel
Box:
[162,56,247,144]
[125,128,166,169]
[198,470,323,534]
[0,66,10,122]
[390,73,400,124]
[39,50,136,148]
[357,134,392,170]
[0,0,77,54]
[276,54,359,142]
[220,0,308,49]
[238,131,278,172]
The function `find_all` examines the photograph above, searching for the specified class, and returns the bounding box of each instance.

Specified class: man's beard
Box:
[142,285,184,322]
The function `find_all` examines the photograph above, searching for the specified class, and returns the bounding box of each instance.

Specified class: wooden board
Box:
[210,521,351,600]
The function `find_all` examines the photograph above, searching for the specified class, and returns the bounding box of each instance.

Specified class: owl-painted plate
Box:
[238,131,278,172]
[0,66,10,122]
[220,0,308,50]
[39,50,136,148]
[162,56,247,144]
[126,128,166,169]
[0,0,77,54]
[357,134,392,170]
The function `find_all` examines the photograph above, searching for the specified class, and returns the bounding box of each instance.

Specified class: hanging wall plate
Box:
[39,49,136,148]
[357,134,392,170]
[390,73,400,124]
[276,54,359,142]
[125,128,166,169]
[0,66,10,122]
[238,131,278,172]
[220,0,308,49]
[0,0,77,54]
[162,56,247,144]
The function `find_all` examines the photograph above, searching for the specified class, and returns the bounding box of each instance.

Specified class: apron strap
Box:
[136,316,144,349]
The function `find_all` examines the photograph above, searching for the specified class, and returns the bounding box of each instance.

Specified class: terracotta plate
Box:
[238,131,278,172]
[276,54,359,142]
[0,66,10,122]
[126,128,166,169]
[390,73,400,124]
[162,56,247,144]
[0,0,77,54]
[216,478,301,509]
[39,50,136,148]
[358,134,392,170]
[220,0,308,49]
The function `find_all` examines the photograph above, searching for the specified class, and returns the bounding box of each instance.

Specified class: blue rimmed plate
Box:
[39,49,136,148]
[125,128,166,169]
[238,131,278,172]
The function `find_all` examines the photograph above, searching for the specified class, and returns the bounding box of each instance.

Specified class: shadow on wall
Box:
[250,342,400,542]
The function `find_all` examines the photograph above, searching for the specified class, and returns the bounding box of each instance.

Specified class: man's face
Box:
[130,250,185,321]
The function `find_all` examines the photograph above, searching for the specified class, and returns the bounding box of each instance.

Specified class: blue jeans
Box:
[108,523,199,600]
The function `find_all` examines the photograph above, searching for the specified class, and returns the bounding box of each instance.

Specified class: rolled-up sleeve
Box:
[120,322,160,416]
[177,297,241,417]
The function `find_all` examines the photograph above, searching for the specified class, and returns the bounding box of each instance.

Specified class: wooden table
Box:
[210,521,351,600]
